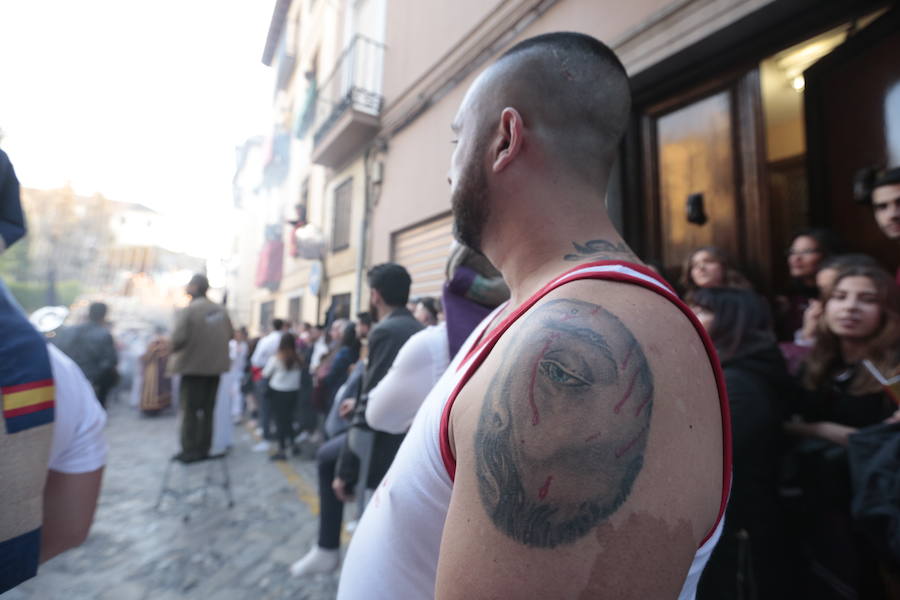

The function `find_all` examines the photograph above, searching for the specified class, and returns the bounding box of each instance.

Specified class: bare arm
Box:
[366,327,445,434]
[436,291,718,598]
[465,274,509,307]
[40,467,104,563]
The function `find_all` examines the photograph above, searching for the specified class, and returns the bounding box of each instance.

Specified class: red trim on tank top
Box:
[437,260,731,548]
[458,262,672,368]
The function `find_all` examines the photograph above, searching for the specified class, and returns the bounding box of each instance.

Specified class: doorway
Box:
[637,7,895,292]
[641,69,768,289]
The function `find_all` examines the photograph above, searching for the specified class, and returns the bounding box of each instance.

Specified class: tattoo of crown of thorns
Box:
[563,239,632,261]
[474,298,653,548]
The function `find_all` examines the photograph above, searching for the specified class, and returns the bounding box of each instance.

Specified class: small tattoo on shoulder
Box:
[563,239,634,261]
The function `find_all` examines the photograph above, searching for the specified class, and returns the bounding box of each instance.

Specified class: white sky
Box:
[0,1,275,258]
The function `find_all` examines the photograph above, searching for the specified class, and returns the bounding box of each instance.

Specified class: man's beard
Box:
[451,141,490,255]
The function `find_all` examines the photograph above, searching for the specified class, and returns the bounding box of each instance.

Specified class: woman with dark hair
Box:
[680,247,752,302]
[775,228,843,341]
[321,321,361,413]
[262,333,304,460]
[787,264,900,598]
[690,288,793,600]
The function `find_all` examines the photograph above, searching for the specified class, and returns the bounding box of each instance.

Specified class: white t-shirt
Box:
[47,345,108,474]
[337,263,729,600]
[365,322,450,434]
[262,355,301,392]
[251,330,282,369]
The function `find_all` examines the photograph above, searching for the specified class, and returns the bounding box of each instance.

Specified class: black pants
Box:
[269,389,297,451]
[294,380,317,436]
[179,375,219,459]
[317,433,347,549]
[256,378,273,439]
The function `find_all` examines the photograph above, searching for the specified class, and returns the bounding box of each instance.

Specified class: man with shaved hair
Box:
[338,32,729,599]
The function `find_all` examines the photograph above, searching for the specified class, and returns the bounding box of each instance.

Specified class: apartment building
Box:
[370,0,899,293]
[242,0,898,334]
[241,0,387,334]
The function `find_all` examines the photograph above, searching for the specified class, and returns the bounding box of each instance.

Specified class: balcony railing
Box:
[311,35,385,167]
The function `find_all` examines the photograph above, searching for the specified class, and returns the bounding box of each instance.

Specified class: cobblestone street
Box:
[5,399,342,600]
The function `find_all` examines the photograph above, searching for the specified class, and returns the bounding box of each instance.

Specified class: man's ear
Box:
[491,107,524,173]
[370,288,382,306]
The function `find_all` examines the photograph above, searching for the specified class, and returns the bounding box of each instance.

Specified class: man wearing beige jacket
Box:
[171,274,233,463]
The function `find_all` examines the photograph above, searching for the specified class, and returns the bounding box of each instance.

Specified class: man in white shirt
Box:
[250,318,287,445]
[251,318,287,370]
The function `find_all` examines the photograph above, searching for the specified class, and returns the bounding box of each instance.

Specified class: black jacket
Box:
[338,307,423,488]
[53,322,118,386]
[698,342,794,600]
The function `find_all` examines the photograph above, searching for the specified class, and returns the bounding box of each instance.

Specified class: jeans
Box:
[269,389,297,452]
[317,433,347,549]
[255,378,272,439]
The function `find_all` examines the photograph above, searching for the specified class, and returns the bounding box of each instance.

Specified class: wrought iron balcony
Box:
[311,35,385,168]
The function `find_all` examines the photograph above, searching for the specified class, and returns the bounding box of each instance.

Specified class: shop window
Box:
[289,295,302,326]
[259,301,275,332]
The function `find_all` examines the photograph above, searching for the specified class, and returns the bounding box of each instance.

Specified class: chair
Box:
[154,454,234,521]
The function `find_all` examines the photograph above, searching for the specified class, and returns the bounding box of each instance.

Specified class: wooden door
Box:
[805,9,900,275]
[642,71,769,288]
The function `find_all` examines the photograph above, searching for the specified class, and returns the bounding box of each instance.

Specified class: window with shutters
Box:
[331,177,352,251]
[288,295,302,326]
[259,301,275,332]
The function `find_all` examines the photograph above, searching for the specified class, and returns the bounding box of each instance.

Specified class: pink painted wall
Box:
[382,0,506,107]
[373,0,673,264]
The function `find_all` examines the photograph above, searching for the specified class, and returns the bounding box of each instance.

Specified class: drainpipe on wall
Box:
[353,146,373,316]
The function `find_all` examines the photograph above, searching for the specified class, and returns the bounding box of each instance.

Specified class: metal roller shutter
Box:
[391,213,453,300]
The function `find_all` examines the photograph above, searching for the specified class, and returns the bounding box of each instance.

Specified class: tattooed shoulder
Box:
[474,298,653,548]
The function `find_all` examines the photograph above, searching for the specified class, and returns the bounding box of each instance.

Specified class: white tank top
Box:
[338,262,732,599]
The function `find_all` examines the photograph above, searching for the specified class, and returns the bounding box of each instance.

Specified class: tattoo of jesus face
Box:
[474,298,653,548]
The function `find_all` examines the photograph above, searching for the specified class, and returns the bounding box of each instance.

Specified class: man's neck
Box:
[377,304,402,322]
[482,184,639,307]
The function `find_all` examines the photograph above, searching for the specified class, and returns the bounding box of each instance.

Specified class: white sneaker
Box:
[289,546,340,577]
[252,441,270,452]
[294,431,311,444]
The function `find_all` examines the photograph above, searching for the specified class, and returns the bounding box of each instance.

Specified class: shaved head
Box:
[477,32,630,184]
[450,33,631,251]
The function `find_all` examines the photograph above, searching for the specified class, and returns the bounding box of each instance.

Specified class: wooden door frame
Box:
[805,6,900,225]
[620,0,892,290]
[638,68,770,291]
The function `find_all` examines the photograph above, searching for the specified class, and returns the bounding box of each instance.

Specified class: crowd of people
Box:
[209,244,507,578]
[670,170,900,597]
[3,29,900,600]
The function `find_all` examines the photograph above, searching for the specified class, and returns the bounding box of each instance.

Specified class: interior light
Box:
[792,75,805,92]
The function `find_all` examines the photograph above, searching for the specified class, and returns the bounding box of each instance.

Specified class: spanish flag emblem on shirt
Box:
[2,378,54,434]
